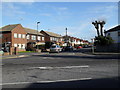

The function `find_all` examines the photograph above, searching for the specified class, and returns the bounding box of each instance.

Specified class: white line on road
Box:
[1,78,92,86]
[42,57,62,59]
[30,65,89,70]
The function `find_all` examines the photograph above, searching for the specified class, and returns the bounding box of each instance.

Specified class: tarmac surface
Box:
[1,48,120,88]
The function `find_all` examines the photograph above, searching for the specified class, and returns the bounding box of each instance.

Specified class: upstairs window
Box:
[50,37,52,41]
[22,34,25,38]
[14,33,17,38]
[38,36,41,40]
[42,37,44,41]
[27,35,30,39]
[32,35,36,40]
[18,34,22,38]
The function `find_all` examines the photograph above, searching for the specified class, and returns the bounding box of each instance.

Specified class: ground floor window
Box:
[14,43,26,49]
[14,44,17,47]
[18,44,21,48]
[21,44,25,49]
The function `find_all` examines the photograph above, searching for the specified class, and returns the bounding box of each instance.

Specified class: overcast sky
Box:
[1,1,118,41]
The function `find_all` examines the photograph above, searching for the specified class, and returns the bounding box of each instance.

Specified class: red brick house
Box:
[24,27,45,51]
[0,24,27,52]
[40,30,63,46]
[0,24,45,52]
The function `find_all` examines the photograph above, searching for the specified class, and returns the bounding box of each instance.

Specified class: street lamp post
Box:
[65,28,68,46]
[37,22,40,50]
[66,28,67,36]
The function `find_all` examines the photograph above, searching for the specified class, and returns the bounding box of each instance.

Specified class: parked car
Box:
[77,46,82,49]
[83,45,88,48]
[64,46,73,51]
[50,45,62,53]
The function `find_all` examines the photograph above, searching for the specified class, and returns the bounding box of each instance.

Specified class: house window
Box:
[38,36,41,40]
[61,38,63,41]
[18,44,21,48]
[32,35,36,40]
[14,44,17,47]
[56,38,58,41]
[42,37,44,41]
[118,32,120,36]
[27,35,30,39]
[0,34,3,38]
[18,34,22,38]
[14,33,17,38]
[52,37,54,41]
[54,38,56,41]
[21,44,25,49]
[50,37,52,41]
[108,33,110,36]
[22,34,25,38]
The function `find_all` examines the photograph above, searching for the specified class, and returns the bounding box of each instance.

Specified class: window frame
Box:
[18,34,22,38]
[22,34,25,38]
[31,35,36,40]
[38,36,41,41]
[14,44,17,47]
[14,33,17,38]
[42,37,44,41]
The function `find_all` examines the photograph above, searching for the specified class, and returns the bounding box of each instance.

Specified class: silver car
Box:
[50,45,62,53]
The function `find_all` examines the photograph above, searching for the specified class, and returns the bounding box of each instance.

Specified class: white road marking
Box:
[42,57,62,60]
[30,65,89,70]
[1,78,92,86]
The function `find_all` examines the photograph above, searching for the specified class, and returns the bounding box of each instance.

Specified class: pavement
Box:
[0,52,49,59]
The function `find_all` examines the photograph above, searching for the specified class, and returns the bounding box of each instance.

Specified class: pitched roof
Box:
[24,27,44,36]
[105,25,120,33]
[0,24,44,36]
[41,30,62,37]
[0,24,20,32]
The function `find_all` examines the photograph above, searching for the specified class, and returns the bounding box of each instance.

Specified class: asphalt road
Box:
[1,50,119,88]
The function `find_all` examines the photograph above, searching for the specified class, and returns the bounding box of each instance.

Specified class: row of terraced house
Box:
[0,24,89,52]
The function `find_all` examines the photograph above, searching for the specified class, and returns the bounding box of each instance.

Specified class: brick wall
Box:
[27,34,45,43]
[1,32,12,44]
[11,24,27,51]
[40,31,50,42]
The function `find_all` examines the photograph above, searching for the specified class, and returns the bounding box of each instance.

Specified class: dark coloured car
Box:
[64,46,73,51]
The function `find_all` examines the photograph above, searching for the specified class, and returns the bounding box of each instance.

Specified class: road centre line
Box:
[30,65,89,70]
[1,78,92,86]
